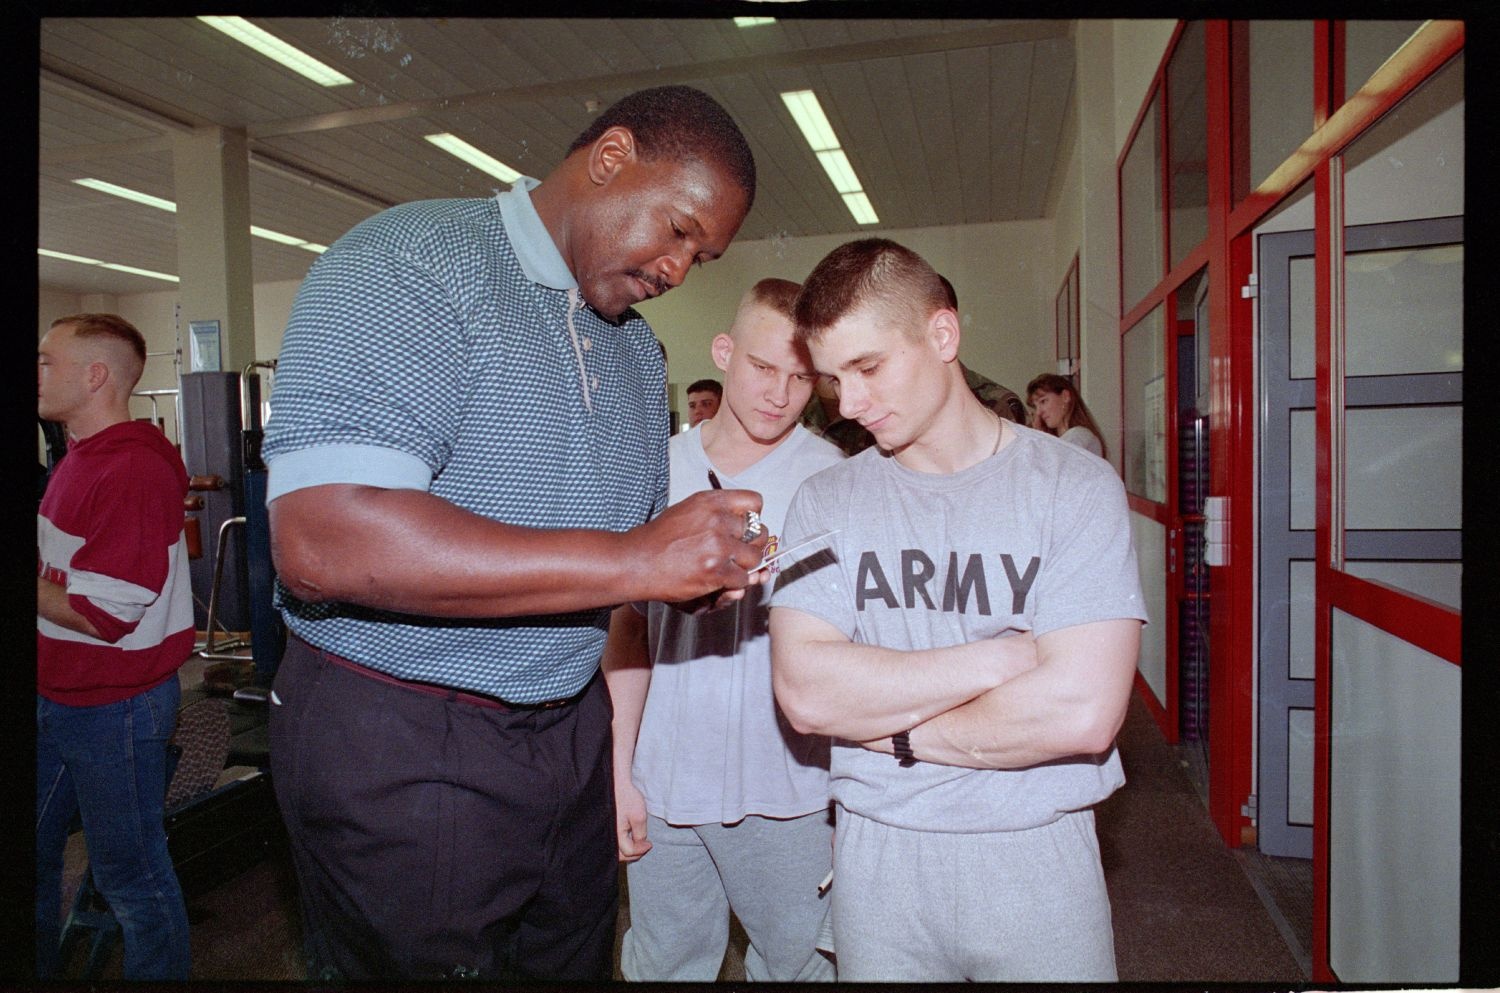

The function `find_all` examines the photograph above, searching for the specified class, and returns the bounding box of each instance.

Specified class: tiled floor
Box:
[1172,736,1313,977]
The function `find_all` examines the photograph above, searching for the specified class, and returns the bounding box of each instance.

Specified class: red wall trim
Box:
[1326,570,1461,665]
[1120,244,1209,339]
[1315,20,1334,130]
[1126,492,1171,524]
[1133,669,1169,727]
[1204,19,1254,850]
[1312,147,1337,984]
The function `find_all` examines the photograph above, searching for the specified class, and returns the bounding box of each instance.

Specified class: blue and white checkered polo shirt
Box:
[262,178,669,703]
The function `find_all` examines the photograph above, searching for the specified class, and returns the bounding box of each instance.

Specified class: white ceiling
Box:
[39,16,1077,298]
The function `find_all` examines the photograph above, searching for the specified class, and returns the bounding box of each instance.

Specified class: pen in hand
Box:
[710,471,763,542]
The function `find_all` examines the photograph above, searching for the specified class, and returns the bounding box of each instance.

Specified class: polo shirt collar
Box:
[496,177,577,291]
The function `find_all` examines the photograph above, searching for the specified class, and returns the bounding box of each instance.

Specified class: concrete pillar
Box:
[172,126,256,373]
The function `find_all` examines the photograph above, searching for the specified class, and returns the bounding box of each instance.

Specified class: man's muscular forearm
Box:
[271,484,767,617]
[771,606,1039,741]
[863,619,1141,770]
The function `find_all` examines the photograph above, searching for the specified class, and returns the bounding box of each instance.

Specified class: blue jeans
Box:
[36,677,191,980]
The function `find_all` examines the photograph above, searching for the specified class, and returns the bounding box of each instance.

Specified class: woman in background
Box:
[1026,373,1107,458]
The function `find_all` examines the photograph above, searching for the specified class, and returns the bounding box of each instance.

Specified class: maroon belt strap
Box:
[299,635,580,712]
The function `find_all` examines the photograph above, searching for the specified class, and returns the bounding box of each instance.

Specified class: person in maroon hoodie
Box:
[36,313,194,980]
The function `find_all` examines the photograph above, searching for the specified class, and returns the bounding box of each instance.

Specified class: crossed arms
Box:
[769,608,1141,770]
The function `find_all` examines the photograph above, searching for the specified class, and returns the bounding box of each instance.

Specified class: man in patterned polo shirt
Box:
[263,86,764,982]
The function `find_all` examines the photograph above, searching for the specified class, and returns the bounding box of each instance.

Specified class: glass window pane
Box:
[1345,405,1461,531]
[1121,93,1163,312]
[1167,21,1207,268]
[1344,20,1427,103]
[1288,559,1315,679]
[1289,408,1315,531]
[1176,267,1208,416]
[1232,20,1315,203]
[1346,244,1463,376]
[1345,560,1461,612]
[1123,305,1166,503]
[1287,707,1314,826]
[1289,255,1316,379]
[1329,608,1459,982]
[1131,512,1167,703]
[1343,52,1464,227]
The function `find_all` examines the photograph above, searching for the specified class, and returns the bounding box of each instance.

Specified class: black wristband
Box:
[891,729,917,767]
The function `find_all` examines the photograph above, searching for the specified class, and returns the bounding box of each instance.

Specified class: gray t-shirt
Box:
[1060,425,1104,457]
[634,424,844,825]
[772,423,1147,833]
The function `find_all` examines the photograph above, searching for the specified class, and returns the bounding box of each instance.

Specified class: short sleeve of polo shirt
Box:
[263,213,472,499]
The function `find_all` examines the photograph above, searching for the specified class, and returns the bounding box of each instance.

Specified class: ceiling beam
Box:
[40,134,174,166]
[249,152,396,212]
[248,20,1071,139]
[41,61,207,133]
[40,64,395,211]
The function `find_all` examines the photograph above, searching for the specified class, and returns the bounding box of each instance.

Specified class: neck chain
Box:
[987,412,1004,458]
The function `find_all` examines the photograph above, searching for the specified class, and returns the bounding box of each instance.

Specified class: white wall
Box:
[38,287,82,339]
[1113,20,1179,148]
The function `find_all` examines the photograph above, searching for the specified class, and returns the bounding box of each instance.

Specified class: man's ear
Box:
[85,360,111,394]
[711,333,735,373]
[928,307,962,362]
[586,126,637,187]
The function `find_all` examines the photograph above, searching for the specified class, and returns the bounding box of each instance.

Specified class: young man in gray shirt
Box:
[605,278,843,981]
[770,238,1146,982]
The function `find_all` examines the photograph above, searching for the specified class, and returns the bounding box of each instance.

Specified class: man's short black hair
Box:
[687,378,723,398]
[568,86,756,209]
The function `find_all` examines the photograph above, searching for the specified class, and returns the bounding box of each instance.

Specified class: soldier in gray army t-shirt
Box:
[771,238,1146,983]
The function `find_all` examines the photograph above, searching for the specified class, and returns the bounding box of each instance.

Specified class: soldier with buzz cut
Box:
[605,277,842,982]
[770,238,1147,982]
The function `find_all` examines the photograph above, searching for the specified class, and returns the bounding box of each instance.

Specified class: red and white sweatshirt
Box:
[37,420,195,706]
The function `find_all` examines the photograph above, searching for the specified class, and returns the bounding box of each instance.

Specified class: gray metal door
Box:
[1257,216,1463,859]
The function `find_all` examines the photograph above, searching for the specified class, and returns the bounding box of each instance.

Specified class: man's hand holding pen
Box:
[625,480,768,608]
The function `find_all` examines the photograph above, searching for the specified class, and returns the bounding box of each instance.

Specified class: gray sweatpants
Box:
[831,806,1116,982]
[621,810,835,982]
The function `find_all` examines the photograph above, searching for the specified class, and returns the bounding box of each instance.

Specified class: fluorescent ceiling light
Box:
[734,17,776,27]
[841,192,880,226]
[780,90,839,151]
[424,133,521,184]
[102,261,183,281]
[198,16,352,87]
[39,248,179,283]
[39,248,101,265]
[73,178,175,212]
[75,178,326,252]
[780,89,879,227]
[250,225,305,246]
[815,149,862,194]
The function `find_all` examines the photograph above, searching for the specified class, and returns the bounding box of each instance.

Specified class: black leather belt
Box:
[299,635,582,712]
